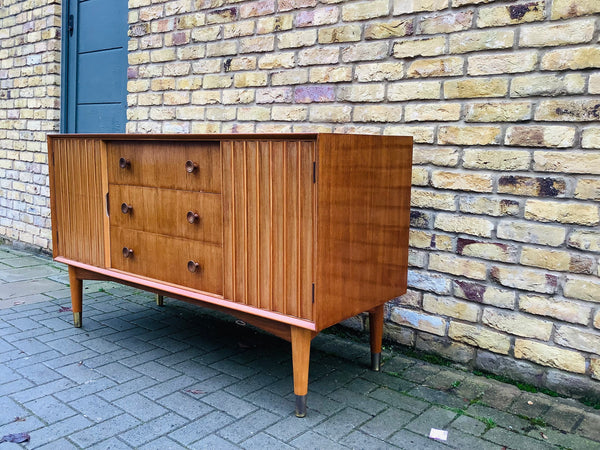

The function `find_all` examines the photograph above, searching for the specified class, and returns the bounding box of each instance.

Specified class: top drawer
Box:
[107,141,221,193]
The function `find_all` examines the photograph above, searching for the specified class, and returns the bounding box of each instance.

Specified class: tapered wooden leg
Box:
[156,294,164,307]
[369,305,384,372]
[291,326,312,418]
[68,266,82,328]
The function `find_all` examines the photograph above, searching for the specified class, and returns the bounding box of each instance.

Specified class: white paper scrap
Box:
[429,428,448,441]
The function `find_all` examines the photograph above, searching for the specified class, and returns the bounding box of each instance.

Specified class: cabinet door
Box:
[222,140,315,321]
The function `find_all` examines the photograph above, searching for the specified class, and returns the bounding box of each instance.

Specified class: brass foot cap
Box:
[73,312,82,328]
[371,352,381,372]
[295,395,307,418]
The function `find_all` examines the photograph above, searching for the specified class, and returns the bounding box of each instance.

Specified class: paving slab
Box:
[1,244,599,449]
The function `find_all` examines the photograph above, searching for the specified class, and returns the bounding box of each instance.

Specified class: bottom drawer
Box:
[110,227,223,295]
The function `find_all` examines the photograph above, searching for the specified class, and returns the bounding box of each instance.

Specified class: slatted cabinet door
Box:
[222,140,315,321]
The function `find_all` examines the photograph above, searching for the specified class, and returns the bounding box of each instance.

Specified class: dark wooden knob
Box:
[122,247,134,258]
[187,260,200,273]
[119,157,130,169]
[185,160,198,173]
[187,211,199,224]
[121,203,132,214]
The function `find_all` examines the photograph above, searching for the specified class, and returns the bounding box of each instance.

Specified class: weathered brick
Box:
[483,309,553,340]
[278,30,317,48]
[409,229,453,251]
[459,197,520,217]
[555,325,600,354]
[309,105,352,123]
[240,35,274,53]
[234,72,267,88]
[342,42,389,63]
[394,0,448,15]
[338,84,385,102]
[590,73,600,94]
[192,59,221,74]
[466,101,531,122]
[595,311,600,330]
[191,90,221,105]
[497,221,565,247]
[454,280,516,309]
[407,269,452,294]
[541,46,600,71]
[438,126,501,146]
[535,99,600,122]
[257,53,295,70]
[365,20,413,40]
[429,253,487,280]
[519,294,591,325]
[407,56,463,78]
[416,333,476,364]
[449,29,513,54]
[551,0,600,19]
[413,146,459,167]
[389,81,441,101]
[412,167,429,186]
[294,85,335,103]
[497,175,566,197]
[240,0,275,18]
[505,126,575,148]
[457,238,517,263]
[491,265,558,294]
[568,230,600,252]
[257,15,293,34]
[206,7,237,24]
[393,37,446,58]
[520,20,595,47]
[271,106,308,122]
[431,170,492,193]
[191,25,221,42]
[297,47,339,67]
[563,276,600,303]
[520,247,571,272]
[390,307,447,336]
[295,7,339,27]
[342,0,389,21]
[202,74,233,89]
[468,52,537,76]
[582,128,600,149]
[462,149,531,171]
[514,339,586,374]
[355,63,404,82]
[223,20,255,39]
[423,293,480,322]
[477,1,545,27]
[434,213,494,237]
[222,89,254,105]
[448,322,511,354]
[510,74,585,98]
[592,358,600,380]
[444,78,508,99]
[309,66,353,83]
[206,41,237,56]
[411,189,457,211]
[353,105,403,123]
[405,103,461,122]
[534,151,600,175]
[384,125,435,143]
[271,69,308,86]
[318,25,361,44]
[525,199,599,226]
[278,0,317,12]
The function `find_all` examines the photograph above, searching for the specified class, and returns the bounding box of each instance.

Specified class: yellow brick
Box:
[453,280,514,309]
[551,0,600,19]
[589,73,600,94]
[435,213,494,237]
[431,170,492,193]
[582,128,600,149]
[525,199,599,226]
[407,56,463,78]
[176,106,205,120]
[595,311,600,329]
[497,220,565,247]
[233,72,267,87]
[591,358,600,380]
[191,90,221,105]
[483,309,553,340]
[468,52,537,76]
[191,25,221,42]
[355,63,404,82]
[411,167,429,186]
[459,197,520,217]
[420,10,473,34]
[353,105,402,123]
[497,175,566,197]
[448,322,511,354]
[202,74,233,89]
[150,48,176,62]
[393,37,446,58]
[405,103,461,122]
[206,106,236,121]
[227,56,257,72]
[206,7,236,24]
[192,59,221,74]
[258,53,295,70]
[520,247,571,271]
[206,41,237,57]
[384,125,435,144]
[491,265,558,294]
[423,294,480,322]
[365,20,413,40]
[163,92,189,105]
[535,99,600,122]
[514,339,585,373]
[222,89,254,105]
[388,81,441,101]
[564,276,600,303]
[309,105,352,123]
[298,47,339,66]
[240,0,275,18]
[457,239,518,262]
[568,230,600,252]
[511,73,586,98]
[318,25,361,44]
[238,106,271,122]
[449,29,514,54]
[412,146,459,167]
[541,46,600,71]
[271,69,308,86]
[520,20,595,47]
[429,253,487,280]
[240,35,274,53]
[409,230,451,250]
[394,0,448,15]
[520,294,591,325]
[533,151,600,174]
[342,0,389,21]
[338,84,384,102]
[411,190,456,211]
[257,15,293,34]
[128,80,149,93]
[466,101,531,122]
[444,78,508,99]
[477,1,545,27]
[439,126,501,146]
[506,126,575,148]
[342,42,389,63]
[271,106,308,121]
[575,179,600,201]
[309,66,352,83]
[390,307,447,336]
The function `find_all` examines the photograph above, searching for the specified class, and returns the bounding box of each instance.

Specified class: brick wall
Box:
[2,0,600,399]
[0,0,61,250]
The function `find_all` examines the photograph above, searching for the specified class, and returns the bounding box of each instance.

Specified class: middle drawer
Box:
[109,185,222,244]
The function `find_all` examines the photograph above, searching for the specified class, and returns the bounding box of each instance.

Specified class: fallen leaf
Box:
[13,301,25,306]
[13,417,26,422]
[527,401,533,405]
[185,389,205,395]
[59,306,73,312]
[541,432,548,439]
[1,432,30,443]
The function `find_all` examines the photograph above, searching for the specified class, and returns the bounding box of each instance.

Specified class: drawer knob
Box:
[122,247,134,258]
[187,260,200,273]
[185,160,198,174]
[119,157,131,169]
[187,211,200,224]
[121,203,133,214]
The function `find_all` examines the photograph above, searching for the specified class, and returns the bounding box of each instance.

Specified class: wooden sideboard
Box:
[47,133,413,416]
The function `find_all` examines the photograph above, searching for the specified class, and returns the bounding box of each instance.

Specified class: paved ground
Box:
[1,244,600,449]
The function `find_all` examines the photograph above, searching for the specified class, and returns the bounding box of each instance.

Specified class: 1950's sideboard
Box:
[47,133,413,417]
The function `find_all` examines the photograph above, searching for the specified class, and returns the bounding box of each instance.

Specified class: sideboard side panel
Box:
[222,139,315,321]
[315,134,413,330]
[48,137,106,266]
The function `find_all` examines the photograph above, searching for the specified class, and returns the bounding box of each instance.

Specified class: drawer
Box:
[107,141,221,193]
[109,185,222,244]
[110,228,223,295]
